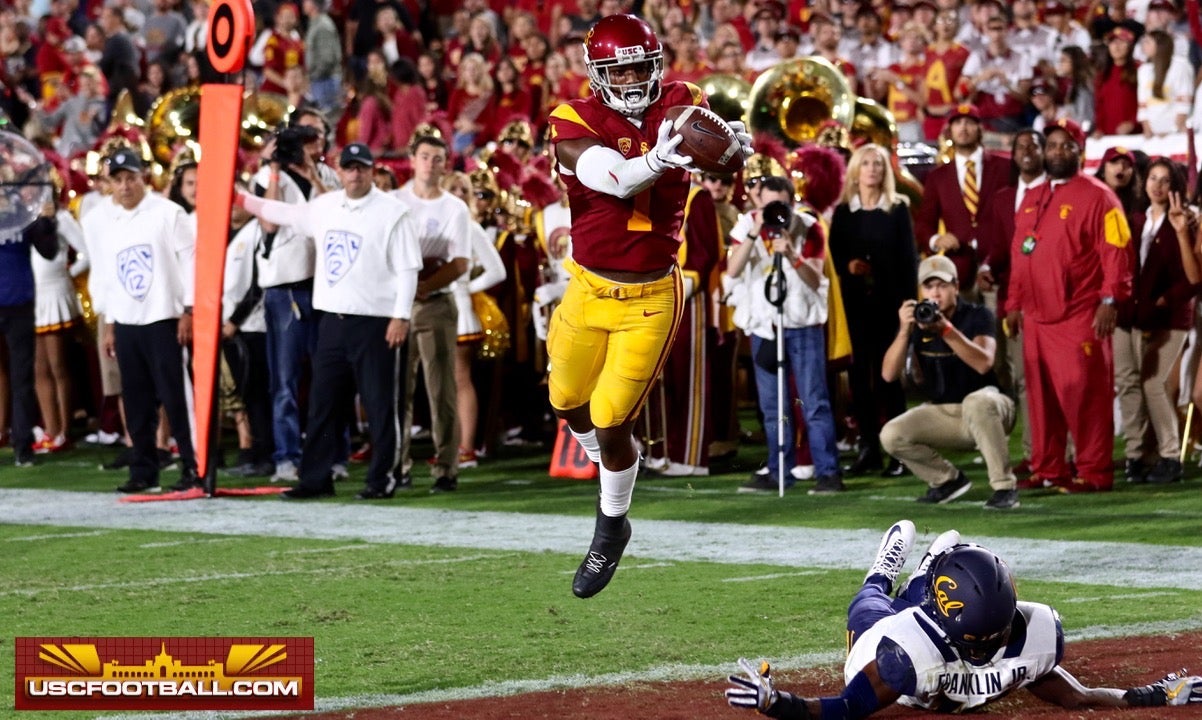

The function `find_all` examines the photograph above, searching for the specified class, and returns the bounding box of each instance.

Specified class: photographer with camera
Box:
[724,175,843,495]
[879,255,1020,509]
[253,109,343,484]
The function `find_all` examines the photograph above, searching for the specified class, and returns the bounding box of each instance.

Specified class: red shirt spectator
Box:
[251,3,304,95]
[1094,29,1139,135]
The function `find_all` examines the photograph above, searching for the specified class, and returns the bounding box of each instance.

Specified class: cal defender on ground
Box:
[725,520,1202,717]
[546,13,751,598]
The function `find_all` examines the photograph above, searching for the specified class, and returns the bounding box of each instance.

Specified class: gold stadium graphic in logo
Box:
[618,137,632,154]
[933,575,964,617]
[28,642,301,695]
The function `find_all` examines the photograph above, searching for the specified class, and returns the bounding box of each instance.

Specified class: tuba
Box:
[240,90,293,152]
[147,86,201,166]
[696,73,753,124]
[747,57,856,147]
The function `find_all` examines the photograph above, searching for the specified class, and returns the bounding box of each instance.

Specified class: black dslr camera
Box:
[760,200,793,238]
[914,299,942,324]
[271,125,322,167]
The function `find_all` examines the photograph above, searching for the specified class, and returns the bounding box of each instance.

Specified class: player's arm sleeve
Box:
[573,143,662,199]
[761,649,901,720]
[467,223,506,293]
[82,217,107,317]
[447,204,473,262]
[59,211,89,276]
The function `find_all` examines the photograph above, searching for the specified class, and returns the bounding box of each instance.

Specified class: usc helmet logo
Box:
[934,575,965,617]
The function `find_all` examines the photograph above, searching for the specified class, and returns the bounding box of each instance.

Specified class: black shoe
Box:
[227,461,275,477]
[807,475,846,495]
[984,488,1020,510]
[844,448,882,476]
[572,511,632,599]
[116,477,160,494]
[14,451,34,467]
[157,448,177,470]
[1145,457,1183,484]
[431,476,458,493]
[168,471,202,493]
[355,486,395,500]
[1124,457,1149,484]
[102,447,133,471]
[281,485,335,499]
[916,471,972,504]
[881,458,909,477]
[397,473,413,491]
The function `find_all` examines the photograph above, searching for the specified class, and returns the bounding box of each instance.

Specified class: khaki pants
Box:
[880,386,1017,490]
[402,294,460,477]
[1113,327,1188,460]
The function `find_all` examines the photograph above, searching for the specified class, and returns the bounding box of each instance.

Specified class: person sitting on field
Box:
[724,519,1202,718]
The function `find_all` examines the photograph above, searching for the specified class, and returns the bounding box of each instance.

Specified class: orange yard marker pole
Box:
[193,0,253,492]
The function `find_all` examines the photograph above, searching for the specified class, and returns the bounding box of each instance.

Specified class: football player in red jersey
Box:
[547,13,751,599]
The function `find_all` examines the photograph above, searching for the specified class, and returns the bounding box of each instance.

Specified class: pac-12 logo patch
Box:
[117,245,153,300]
[323,230,362,285]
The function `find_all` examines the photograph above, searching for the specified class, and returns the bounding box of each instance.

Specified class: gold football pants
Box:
[547,257,683,428]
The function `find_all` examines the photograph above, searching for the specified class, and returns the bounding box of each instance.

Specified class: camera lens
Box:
[914,300,939,324]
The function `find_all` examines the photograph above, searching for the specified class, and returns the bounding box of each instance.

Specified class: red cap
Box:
[1101,145,1135,165]
[1042,0,1069,14]
[1147,0,1176,11]
[754,0,785,19]
[1046,117,1085,148]
[947,102,981,124]
[912,0,938,10]
[1106,26,1136,42]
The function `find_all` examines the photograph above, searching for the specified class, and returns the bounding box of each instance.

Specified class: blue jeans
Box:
[309,75,341,114]
[750,326,840,478]
[264,287,317,466]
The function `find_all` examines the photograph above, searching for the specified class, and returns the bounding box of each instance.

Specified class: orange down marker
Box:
[192,0,253,487]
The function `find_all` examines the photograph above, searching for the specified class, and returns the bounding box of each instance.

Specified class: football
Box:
[663,105,744,175]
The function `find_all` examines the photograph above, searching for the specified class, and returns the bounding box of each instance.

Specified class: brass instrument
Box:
[747,57,855,147]
[146,87,291,166]
[696,73,753,124]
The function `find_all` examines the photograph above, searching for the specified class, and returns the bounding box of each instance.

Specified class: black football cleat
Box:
[572,512,632,599]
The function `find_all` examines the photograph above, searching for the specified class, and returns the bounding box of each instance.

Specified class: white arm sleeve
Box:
[239,192,313,235]
[467,222,507,293]
[58,210,88,277]
[571,144,662,199]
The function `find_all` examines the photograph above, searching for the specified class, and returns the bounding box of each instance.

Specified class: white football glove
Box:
[725,657,779,713]
[728,120,754,159]
[1160,669,1202,705]
[645,118,695,173]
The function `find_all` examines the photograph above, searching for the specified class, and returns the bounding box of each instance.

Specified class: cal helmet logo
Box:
[933,575,965,617]
[618,137,632,154]
[117,245,154,300]
[614,45,646,60]
[323,230,362,285]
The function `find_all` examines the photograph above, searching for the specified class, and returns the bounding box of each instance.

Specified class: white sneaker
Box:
[865,520,916,586]
[272,461,299,483]
[657,461,709,477]
[644,455,668,472]
[331,463,349,481]
[899,529,961,597]
[85,430,122,446]
[791,465,815,480]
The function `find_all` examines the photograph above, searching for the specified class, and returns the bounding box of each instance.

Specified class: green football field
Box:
[3,430,1202,720]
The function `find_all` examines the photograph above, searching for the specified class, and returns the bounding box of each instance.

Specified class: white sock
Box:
[570,428,602,464]
[599,458,639,517]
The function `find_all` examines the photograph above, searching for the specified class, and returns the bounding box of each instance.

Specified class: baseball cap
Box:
[912,0,938,10]
[1147,0,1176,11]
[1043,0,1069,14]
[919,254,958,284]
[754,0,785,19]
[775,26,802,42]
[339,143,373,168]
[107,147,143,174]
[1029,78,1053,96]
[1106,26,1136,42]
[1045,117,1085,148]
[947,102,981,124]
[1101,145,1135,165]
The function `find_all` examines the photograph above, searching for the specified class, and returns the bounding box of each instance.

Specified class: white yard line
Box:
[2,488,1201,590]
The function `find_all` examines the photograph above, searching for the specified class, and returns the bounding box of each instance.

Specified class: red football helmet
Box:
[583,14,664,116]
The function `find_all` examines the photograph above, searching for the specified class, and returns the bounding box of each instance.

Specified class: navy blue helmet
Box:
[922,544,1018,664]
